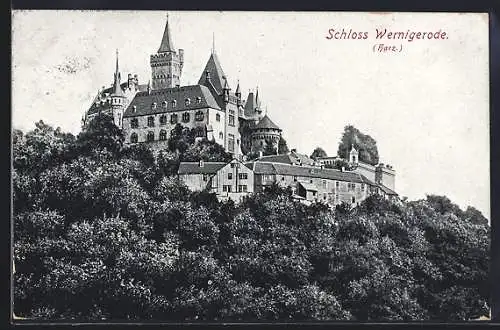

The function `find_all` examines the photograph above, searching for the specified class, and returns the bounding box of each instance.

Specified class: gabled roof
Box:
[298,181,318,191]
[255,152,314,166]
[198,52,226,93]
[378,184,398,195]
[254,115,281,130]
[123,85,221,118]
[178,162,226,174]
[158,16,175,53]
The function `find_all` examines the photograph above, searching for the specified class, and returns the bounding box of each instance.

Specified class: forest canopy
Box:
[12,116,490,321]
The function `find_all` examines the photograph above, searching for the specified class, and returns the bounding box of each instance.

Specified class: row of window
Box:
[222,185,248,193]
[150,97,203,110]
[129,129,169,143]
[130,111,211,128]
[226,172,248,180]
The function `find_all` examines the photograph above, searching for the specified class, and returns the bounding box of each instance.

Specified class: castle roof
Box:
[158,15,175,53]
[178,162,226,174]
[244,161,370,183]
[254,115,281,130]
[198,52,226,94]
[123,85,221,118]
[255,152,314,166]
[244,91,258,117]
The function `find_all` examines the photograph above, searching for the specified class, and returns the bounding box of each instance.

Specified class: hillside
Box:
[12,118,490,321]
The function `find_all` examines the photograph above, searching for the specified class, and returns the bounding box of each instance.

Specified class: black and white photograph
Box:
[11,10,491,322]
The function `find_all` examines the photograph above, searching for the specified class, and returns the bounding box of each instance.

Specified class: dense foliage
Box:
[337,125,379,166]
[13,117,490,321]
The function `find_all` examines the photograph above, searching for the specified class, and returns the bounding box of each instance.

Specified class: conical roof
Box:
[254,115,281,130]
[112,50,125,97]
[158,15,175,53]
[198,52,226,93]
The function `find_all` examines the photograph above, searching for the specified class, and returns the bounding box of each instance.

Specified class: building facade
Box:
[83,15,282,157]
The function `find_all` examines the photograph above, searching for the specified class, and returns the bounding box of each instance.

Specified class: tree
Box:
[337,125,379,165]
[278,137,289,154]
[310,147,327,160]
[76,113,124,157]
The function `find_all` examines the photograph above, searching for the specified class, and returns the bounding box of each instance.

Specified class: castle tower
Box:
[150,14,184,90]
[110,49,127,127]
[349,145,359,164]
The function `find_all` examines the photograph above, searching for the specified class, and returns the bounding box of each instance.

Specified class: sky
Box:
[11,11,490,219]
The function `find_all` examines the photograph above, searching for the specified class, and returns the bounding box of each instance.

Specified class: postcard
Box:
[11,10,491,322]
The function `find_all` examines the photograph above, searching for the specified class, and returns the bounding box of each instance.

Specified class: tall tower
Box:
[110,49,126,128]
[150,14,184,90]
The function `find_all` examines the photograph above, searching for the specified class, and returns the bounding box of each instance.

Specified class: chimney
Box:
[199,159,204,167]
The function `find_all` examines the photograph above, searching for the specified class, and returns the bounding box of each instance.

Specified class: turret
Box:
[349,144,359,164]
[235,80,242,106]
[222,76,230,102]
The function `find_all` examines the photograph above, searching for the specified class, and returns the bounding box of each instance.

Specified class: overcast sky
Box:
[12,11,490,218]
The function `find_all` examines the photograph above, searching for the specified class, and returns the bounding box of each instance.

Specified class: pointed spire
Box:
[112,49,124,96]
[147,80,151,94]
[235,80,241,96]
[255,86,261,109]
[223,76,229,90]
[158,13,175,53]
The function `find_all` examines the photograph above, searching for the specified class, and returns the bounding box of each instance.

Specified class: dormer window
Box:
[162,101,168,108]
[185,98,191,106]
[132,105,137,113]
[172,100,177,108]
[196,97,202,104]
[152,102,157,109]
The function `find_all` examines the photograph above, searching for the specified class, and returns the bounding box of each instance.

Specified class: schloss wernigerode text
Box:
[326,28,448,42]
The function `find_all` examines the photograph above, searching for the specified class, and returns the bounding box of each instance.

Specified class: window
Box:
[159,129,167,141]
[322,180,327,188]
[130,118,139,128]
[162,101,168,108]
[335,181,339,188]
[219,132,223,139]
[228,173,233,180]
[152,102,157,109]
[310,179,313,183]
[229,110,235,127]
[238,173,248,180]
[293,176,297,182]
[170,114,178,124]
[223,185,232,192]
[147,116,155,127]
[323,193,327,200]
[196,97,202,104]
[238,185,247,193]
[172,100,177,108]
[195,111,204,121]
[203,174,209,182]
[159,115,167,125]
[348,183,356,191]
[335,194,339,202]
[361,183,365,190]
[228,134,235,153]
[147,131,155,142]
[352,196,356,203]
[216,114,221,122]
[130,133,138,143]
[182,112,190,123]
[185,98,191,106]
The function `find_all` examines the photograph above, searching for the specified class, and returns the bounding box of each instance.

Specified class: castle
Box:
[83,15,397,207]
[83,15,282,157]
